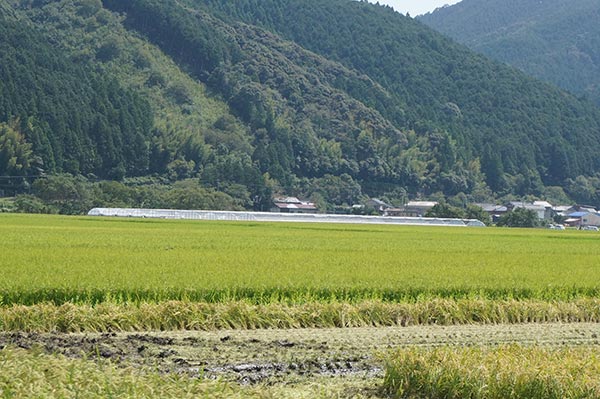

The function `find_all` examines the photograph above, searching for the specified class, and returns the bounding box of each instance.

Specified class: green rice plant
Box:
[2,286,600,306]
[2,299,600,333]
[2,213,600,305]
[384,345,600,398]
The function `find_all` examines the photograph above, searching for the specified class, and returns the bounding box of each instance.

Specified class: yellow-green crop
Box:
[1,213,599,304]
[2,299,600,333]
[0,347,339,399]
[384,345,600,398]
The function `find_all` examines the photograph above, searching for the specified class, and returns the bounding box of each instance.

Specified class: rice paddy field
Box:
[1,213,600,398]
[1,213,600,304]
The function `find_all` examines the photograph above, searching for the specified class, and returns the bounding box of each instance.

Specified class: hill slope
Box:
[420,0,600,105]
[4,0,600,207]
[0,8,152,179]
[178,0,600,191]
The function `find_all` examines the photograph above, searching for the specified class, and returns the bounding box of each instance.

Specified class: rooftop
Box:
[406,201,438,207]
[274,197,303,204]
[508,201,546,211]
[475,203,508,213]
[273,202,317,210]
[568,211,597,218]
[367,198,391,207]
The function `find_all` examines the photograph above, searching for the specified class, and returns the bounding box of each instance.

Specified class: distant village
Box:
[271,197,600,229]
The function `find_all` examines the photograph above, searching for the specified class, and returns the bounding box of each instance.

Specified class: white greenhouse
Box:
[87,208,486,227]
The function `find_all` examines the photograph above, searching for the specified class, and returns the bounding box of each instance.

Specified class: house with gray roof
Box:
[384,201,438,217]
[507,201,552,220]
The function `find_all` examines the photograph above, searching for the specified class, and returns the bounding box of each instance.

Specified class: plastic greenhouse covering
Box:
[88,208,486,227]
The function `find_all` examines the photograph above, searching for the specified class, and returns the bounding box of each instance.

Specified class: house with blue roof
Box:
[564,211,600,228]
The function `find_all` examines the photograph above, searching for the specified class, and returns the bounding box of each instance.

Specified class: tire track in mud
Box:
[2,323,600,385]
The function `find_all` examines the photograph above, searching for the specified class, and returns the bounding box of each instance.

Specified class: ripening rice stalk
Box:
[384,345,600,399]
[0,348,263,398]
[1,299,600,333]
[4,214,600,310]
[2,287,600,306]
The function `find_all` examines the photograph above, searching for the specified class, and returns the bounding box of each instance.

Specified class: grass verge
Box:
[384,345,600,399]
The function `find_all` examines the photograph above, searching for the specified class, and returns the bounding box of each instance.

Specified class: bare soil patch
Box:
[1,323,599,396]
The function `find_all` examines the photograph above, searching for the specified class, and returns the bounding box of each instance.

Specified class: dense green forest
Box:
[188,0,600,187]
[420,0,600,105]
[0,7,152,179]
[2,0,600,212]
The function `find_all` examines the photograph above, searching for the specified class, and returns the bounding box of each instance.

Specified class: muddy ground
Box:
[2,323,600,396]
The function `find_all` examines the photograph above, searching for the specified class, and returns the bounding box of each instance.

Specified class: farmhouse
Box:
[552,204,599,217]
[564,205,597,214]
[271,197,318,213]
[384,201,438,217]
[475,203,508,221]
[507,201,552,220]
[564,211,600,228]
[365,198,392,214]
[553,205,573,217]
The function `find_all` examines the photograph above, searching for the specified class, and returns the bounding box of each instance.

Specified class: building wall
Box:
[582,213,600,226]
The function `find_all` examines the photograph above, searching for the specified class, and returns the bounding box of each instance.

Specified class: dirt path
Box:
[2,323,599,395]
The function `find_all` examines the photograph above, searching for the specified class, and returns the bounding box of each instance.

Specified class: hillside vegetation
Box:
[420,0,600,105]
[188,0,600,191]
[0,8,152,179]
[3,0,600,208]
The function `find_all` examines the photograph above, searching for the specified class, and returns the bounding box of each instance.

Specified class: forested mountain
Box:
[3,0,600,210]
[420,0,600,105]
[187,0,600,191]
[0,5,152,179]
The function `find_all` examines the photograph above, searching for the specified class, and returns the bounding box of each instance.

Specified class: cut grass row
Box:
[2,214,600,305]
[384,345,600,399]
[3,299,600,333]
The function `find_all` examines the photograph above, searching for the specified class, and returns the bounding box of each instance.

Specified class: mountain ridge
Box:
[2,0,600,209]
[420,0,600,105]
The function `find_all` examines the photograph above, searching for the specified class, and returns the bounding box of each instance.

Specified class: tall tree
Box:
[0,120,33,176]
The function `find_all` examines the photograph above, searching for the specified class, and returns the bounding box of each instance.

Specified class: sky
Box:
[370,0,462,16]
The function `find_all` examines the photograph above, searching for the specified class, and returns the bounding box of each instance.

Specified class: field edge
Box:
[3,299,600,333]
